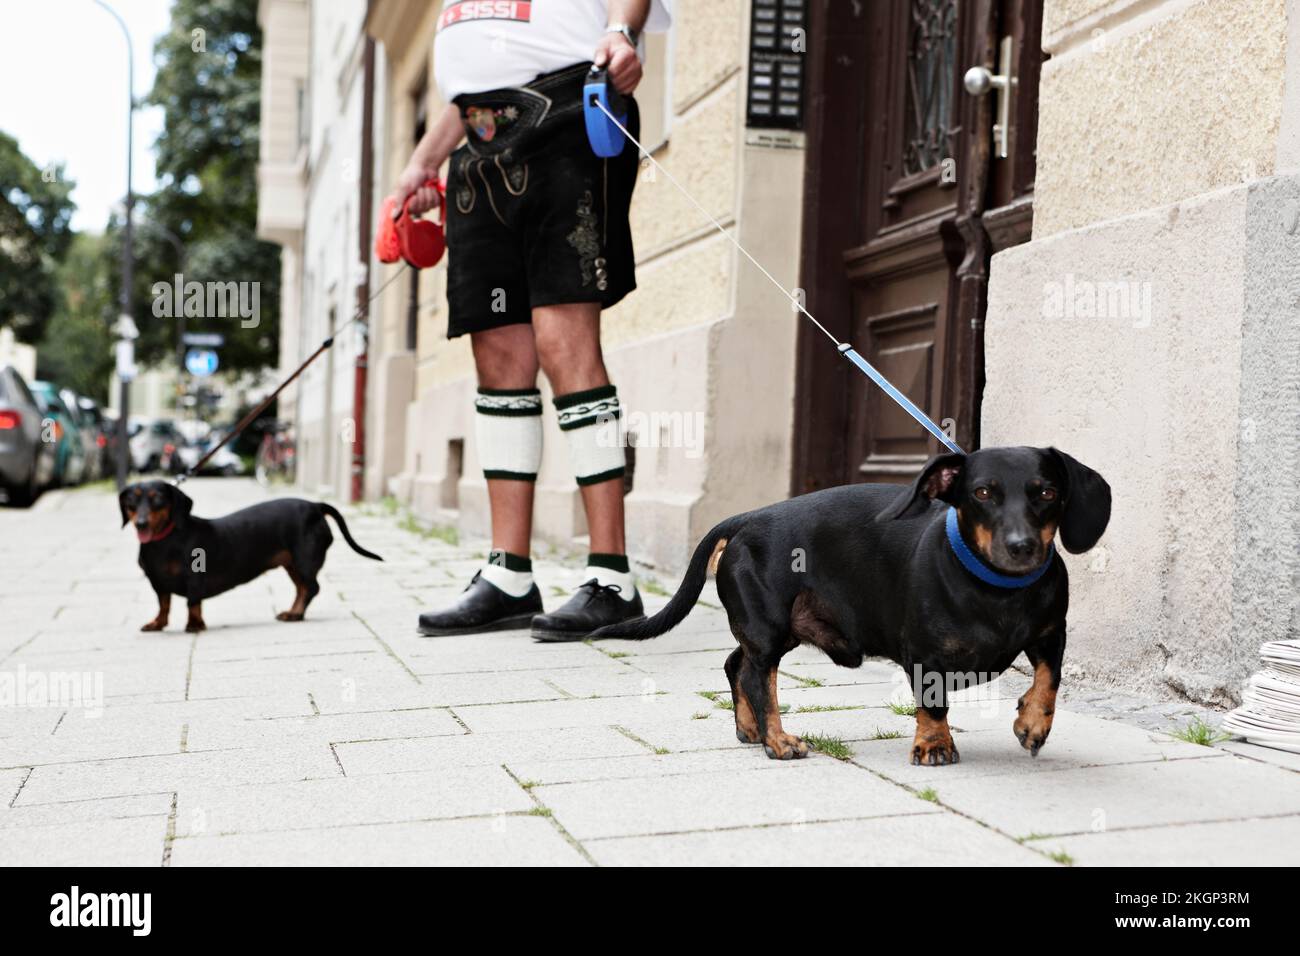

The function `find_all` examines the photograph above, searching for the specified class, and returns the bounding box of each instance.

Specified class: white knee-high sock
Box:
[475,387,542,481]
[554,384,625,486]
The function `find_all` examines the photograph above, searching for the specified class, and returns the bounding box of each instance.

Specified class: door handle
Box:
[963,35,1015,159]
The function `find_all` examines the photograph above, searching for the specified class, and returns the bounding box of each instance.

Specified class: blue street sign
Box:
[185,348,219,377]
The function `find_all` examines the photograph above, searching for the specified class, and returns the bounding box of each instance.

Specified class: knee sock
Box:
[475,387,541,596]
[554,384,625,486]
[475,387,542,482]
[585,552,637,601]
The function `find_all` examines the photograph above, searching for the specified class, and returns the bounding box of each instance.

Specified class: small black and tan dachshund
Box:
[119,481,382,632]
[591,446,1111,765]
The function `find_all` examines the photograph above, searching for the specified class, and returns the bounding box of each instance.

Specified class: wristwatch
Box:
[606,23,639,48]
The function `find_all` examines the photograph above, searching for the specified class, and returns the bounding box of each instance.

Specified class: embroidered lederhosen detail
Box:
[495,152,529,196]
[566,190,600,287]
[454,152,478,214]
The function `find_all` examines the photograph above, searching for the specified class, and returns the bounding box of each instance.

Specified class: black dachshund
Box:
[591,447,1111,765]
[119,481,382,632]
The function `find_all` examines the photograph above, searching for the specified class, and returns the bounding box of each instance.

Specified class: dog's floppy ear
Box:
[1048,448,1111,553]
[118,488,132,528]
[878,452,966,521]
[169,485,194,526]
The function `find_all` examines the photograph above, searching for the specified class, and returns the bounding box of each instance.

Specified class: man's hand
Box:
[593,31,641,94]
[388,165,442,220]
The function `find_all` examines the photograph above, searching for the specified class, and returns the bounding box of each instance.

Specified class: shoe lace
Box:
[579,578,623,599]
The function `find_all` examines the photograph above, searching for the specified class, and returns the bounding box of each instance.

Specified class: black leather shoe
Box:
[531,579,644,642]
[417,571,543,636]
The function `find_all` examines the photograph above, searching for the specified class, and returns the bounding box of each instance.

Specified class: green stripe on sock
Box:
[553,384,617,410]
[483,469,538,482]
[488,549,532,572]
[587,552,630,573]
[576,466,625,486]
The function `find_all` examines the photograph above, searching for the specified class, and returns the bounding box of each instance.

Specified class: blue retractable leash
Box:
[584,67,628,158]
[583,85,963,454]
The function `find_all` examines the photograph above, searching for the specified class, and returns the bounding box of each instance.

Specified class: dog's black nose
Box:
[1005,536,1036,560]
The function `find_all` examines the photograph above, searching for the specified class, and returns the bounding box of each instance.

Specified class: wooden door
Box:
[792,0,1042,492]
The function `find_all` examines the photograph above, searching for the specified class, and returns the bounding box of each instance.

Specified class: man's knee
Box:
[534,307,604,382]
[471,325,538,388]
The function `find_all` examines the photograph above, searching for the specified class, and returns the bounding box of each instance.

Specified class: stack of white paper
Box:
[1222,639,1300,754]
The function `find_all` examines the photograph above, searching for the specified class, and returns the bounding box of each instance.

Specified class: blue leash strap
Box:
[838,345,964,454]
[589,97,964,456]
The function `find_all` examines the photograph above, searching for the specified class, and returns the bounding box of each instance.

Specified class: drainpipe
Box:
[351,35,376,503]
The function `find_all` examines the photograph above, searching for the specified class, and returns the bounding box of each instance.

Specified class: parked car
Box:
[29,380,87,486]
[128,417,185,473]
[0,365,56,505]
[61,389,102,482]
[174,434,247,476]
[98,409,125,479]
[75,397,115,481]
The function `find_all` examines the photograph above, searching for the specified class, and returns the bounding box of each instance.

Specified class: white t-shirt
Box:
[433,0,672,101]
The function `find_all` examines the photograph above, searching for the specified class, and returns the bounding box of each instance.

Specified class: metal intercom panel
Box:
[745,0,807,129]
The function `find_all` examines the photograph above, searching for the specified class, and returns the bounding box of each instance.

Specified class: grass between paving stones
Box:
[888,700,917,717]
[1046,849,1074,866]
[803,733,853,760]
[396,510,459,545]
[1170,716,1230,746]
[793,704,862,714]
[869,727,903,740]
[639,578,670,597]
[916,787,939,803]
[691,711,711,720]
[781,670,823,688]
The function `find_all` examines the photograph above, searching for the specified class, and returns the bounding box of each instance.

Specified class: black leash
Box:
[173,262,411,486]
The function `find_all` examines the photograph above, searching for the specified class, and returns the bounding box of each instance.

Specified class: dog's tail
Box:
[588,512,750,641]
[320,504,384,561]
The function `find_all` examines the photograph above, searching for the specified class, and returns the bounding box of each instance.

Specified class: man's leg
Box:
[416,323,545,636]
[473,324,540,555]
[532,304,623,553]
[530,303,643,642]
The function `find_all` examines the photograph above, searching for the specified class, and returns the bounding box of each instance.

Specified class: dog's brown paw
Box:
[1014,698,1054,756]
[911,732,960,766]
[276,611,304,622]
[912,711,959,766]
[184,620,206,634]
[763,733,809,760]
[140,621,165,632]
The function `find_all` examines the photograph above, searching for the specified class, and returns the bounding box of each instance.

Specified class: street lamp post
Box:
[93,0,136,489]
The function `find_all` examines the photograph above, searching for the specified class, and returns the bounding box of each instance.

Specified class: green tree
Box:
[103,0,280,375]
[0,131,76,343]
[36,233,115,403]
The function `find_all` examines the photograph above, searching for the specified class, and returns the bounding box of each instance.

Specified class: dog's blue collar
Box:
[945,507,1054,589]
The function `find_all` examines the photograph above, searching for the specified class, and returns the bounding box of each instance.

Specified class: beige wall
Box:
[982,0,1300,704]
[1034,0,1288,236]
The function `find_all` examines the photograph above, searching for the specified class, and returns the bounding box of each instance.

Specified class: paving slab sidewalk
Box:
[1,479,1297,866]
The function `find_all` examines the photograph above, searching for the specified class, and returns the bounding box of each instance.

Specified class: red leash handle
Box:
[404,178,445,224]
[376,178,446,269]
